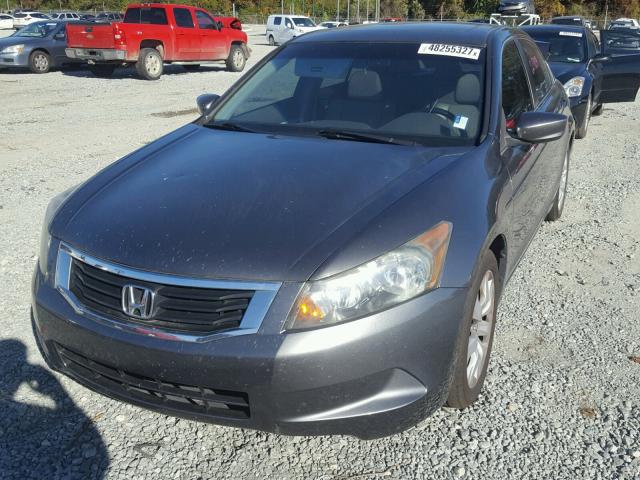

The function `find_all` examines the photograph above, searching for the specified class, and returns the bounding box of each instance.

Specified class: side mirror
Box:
[196,93,220,116]
[591,53,611,64]
[513,111,568,143]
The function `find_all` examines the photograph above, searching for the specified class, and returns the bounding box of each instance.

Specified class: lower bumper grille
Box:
[57,344,250,419]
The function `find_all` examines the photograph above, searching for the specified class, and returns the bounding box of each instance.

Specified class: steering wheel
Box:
[430,107,458,123]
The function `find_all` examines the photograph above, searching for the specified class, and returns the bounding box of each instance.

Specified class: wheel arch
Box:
[139,40,164,58]
[487,234,508,283]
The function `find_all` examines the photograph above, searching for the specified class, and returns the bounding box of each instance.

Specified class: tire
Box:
[225,44,246,72]
[88,64,116,78]
[135,47,163,80]
[29,50,51,74]
[592,103,604,116]
[182,64,200,71]
[268,35,275,46]
[574,93,591,139]
[546,145,570,222]
[447,251,501,409]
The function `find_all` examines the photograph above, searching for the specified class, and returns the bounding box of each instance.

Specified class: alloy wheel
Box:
[33,53,48,72]
[467,270,495,388]
[145,54,161,76]
[233,49,244,69]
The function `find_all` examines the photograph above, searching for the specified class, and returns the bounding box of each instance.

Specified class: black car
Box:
[550,16,588,27]
[497,0,535,15]
[33,23,576,439]
[522,25,640,138]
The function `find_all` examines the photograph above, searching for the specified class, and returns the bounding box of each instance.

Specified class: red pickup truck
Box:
[65,3,250,80]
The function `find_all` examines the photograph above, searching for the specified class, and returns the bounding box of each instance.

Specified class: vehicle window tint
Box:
[274,16,281,25]
[285,18,293,28]
[173,8,194,28]
[502,41,534,124]
[519,39,552,105]
[123,8,140,23]
[196,10,216,30]
[140,8,168,25]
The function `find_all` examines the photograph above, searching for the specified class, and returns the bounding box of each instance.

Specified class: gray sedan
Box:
[0,21,82,73]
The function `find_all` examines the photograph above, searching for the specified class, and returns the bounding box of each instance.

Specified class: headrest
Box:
[348,70,382,98]
[455,73,481,105]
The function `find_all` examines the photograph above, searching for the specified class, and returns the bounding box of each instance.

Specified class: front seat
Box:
[434,73,481,138]
[324,69,395,127]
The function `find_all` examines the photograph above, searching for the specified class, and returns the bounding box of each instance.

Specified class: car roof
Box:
[551,16,584,20]
[520,24,586,34]
[293,22,502,46]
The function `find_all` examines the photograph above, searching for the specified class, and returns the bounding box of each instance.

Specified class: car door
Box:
[585,29,605,103]
[500,39,551,261]
[195,10,224,60]
[172,7,199,60]
[598,29,640,102]
[51,24,70,65]
[280,17,295,44]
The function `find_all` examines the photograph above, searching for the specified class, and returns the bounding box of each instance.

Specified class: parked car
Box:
[497,0,535,15]
[50,12,81,21]
[0,13,14,29]
[522,25,640,138]
[65,4,249,80]
[34,22,578,439]
[95,12,123,23]
[79,14,96,21]
[266,14,320,45]
[12,11,50,28]
[609,18,640,30]
[0,20,83,73]
[550,16,588,27]
[601,28,640,55]
[318,21,348,28]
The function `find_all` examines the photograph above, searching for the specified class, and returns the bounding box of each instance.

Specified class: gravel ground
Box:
[1,28,639,480]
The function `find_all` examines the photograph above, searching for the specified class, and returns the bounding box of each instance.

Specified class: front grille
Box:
[57,344,250,419]
[68,258,254,334]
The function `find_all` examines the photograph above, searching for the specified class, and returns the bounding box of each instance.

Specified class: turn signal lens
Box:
[287,222,452,331]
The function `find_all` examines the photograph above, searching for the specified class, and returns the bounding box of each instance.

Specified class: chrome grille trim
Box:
[55,242,281,343]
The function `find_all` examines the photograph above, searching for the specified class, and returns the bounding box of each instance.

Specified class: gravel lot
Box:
[1,27,639,480]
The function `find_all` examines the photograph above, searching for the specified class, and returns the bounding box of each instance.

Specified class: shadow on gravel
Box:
[0,339,108,480]
[61,64,227,80]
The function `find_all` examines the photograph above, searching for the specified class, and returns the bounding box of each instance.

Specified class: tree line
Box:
[9,0,640,23]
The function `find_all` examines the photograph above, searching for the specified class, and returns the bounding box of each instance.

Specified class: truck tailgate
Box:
[66,22,116,49]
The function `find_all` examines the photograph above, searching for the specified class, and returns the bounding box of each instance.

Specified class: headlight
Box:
[564,77,585,98]
[38,186,78,276]
[286,222,452,331]
[1,44,25,54]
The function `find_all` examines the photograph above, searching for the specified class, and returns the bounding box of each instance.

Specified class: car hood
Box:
[54,124,465,282]
[0,35,48,48]
[548,61,587,84]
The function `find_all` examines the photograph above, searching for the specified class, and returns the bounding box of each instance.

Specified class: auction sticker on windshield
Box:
[418,43,481,60]
[559,31,583,37]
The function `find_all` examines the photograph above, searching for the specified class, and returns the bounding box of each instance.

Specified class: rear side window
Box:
[519,39,553,105]
[274,16,281,25]
[141,8,168,25]
[173,8,194,28]
[502,41,534,123]
[123,8,140,23]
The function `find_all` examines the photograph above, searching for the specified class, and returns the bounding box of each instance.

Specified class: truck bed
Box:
[66,22,117,50]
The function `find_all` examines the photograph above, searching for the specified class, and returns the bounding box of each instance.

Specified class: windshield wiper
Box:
[317,129,414,146]
[204,122,257,133]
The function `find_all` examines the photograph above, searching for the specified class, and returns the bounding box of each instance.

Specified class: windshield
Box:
[293,17,315,27]
[526,31,586,63]
[14,21,58,37]
[209,42,485,146]
[551,18,582,25]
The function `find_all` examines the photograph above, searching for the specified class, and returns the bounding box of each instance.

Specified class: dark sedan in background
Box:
[0,20,82,73]
[33,23,574,439]
[523,25,640,138]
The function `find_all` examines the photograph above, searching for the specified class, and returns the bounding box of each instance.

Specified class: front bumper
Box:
[0,51,29,68]
[32,261,468,439]
[65,47,126,62]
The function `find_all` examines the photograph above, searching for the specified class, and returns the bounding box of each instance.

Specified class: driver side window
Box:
[501,41,534,127]
[285,18,293,29]
[196,10,217,30]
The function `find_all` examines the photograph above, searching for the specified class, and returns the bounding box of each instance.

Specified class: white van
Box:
[266,14,321,45]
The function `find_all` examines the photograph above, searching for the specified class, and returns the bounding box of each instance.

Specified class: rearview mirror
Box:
[196,93,220,116]
[591,53,611,64]
[513,112,568,143]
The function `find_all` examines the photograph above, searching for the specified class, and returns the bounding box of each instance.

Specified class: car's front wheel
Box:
[29,50,51,74]
[225,44,246,72]
[447,251,500,409]
[592,103,604,116]
[575,93,592,139]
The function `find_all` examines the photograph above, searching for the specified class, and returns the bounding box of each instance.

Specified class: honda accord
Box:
[32,23,574,438]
